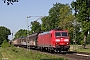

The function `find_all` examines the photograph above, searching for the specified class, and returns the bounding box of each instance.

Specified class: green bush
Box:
[86,34,90,44]
[0,51,2,60]
[1,39,11,48]
[11,47,19,52]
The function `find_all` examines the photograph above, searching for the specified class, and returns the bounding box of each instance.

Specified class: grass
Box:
[2,44,90,60]
[0,49,2,60]
[1,44,90,60]
[70,45,90,53]
[77,48,90,53]
[0,47,67,60]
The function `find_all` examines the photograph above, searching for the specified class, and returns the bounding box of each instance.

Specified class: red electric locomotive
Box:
[37,28,70,52]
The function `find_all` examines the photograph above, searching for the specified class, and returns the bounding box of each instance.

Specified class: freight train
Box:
[12,28,70,52]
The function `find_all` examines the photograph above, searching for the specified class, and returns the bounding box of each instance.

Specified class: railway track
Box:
[57,51,90,60]
[27,48,90,60]
[15,45,90,60]
[13,45,90,60]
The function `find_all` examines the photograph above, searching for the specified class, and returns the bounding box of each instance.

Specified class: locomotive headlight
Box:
[64,39,69,42]
[67,43,68,44]
[55,39,60,42]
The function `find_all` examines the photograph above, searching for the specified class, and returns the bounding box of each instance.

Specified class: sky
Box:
[0,0,74,39]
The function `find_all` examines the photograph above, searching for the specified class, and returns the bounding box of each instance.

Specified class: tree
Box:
[0,26,11,44]
[41,16,51,31]
[41,3,77,44]
[30,21,41,33]
[48,3,66,29]
[41,3,67,31]
[59,5,74,30]
[3,0,18,5]
[86,33,90,44]
[14,29,27,39]
[58,5,75,44]
[71,0,90,48]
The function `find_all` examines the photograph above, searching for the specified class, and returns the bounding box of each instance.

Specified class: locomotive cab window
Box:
[61,32,68,37]
[55,32,68,37]
[55,32,61,37]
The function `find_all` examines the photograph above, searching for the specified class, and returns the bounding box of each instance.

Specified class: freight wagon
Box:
[12,37,26,47]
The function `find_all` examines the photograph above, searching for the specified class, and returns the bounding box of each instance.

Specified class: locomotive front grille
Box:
[55,45,70,50]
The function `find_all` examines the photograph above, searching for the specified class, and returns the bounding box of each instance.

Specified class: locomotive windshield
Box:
[55,32,61,37]
[55,32,68,37]
[62,32,67,36]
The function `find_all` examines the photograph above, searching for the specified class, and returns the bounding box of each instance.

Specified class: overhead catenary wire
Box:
[26,16,43,51]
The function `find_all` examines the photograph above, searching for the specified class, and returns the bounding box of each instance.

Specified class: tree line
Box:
[0,26,11,45]
[14,1,90,46]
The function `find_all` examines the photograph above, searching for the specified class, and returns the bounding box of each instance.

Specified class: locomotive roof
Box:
[27,33,38,37]
[39,31,50,35]
[39,29,68,36]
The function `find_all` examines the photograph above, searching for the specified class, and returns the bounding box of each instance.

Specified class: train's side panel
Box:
[12,33,39,47]
[21,38,26,45]
[13,38,21,46]
[28,33,38,46]
[29,36,37,46]
[37,32,51,47]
